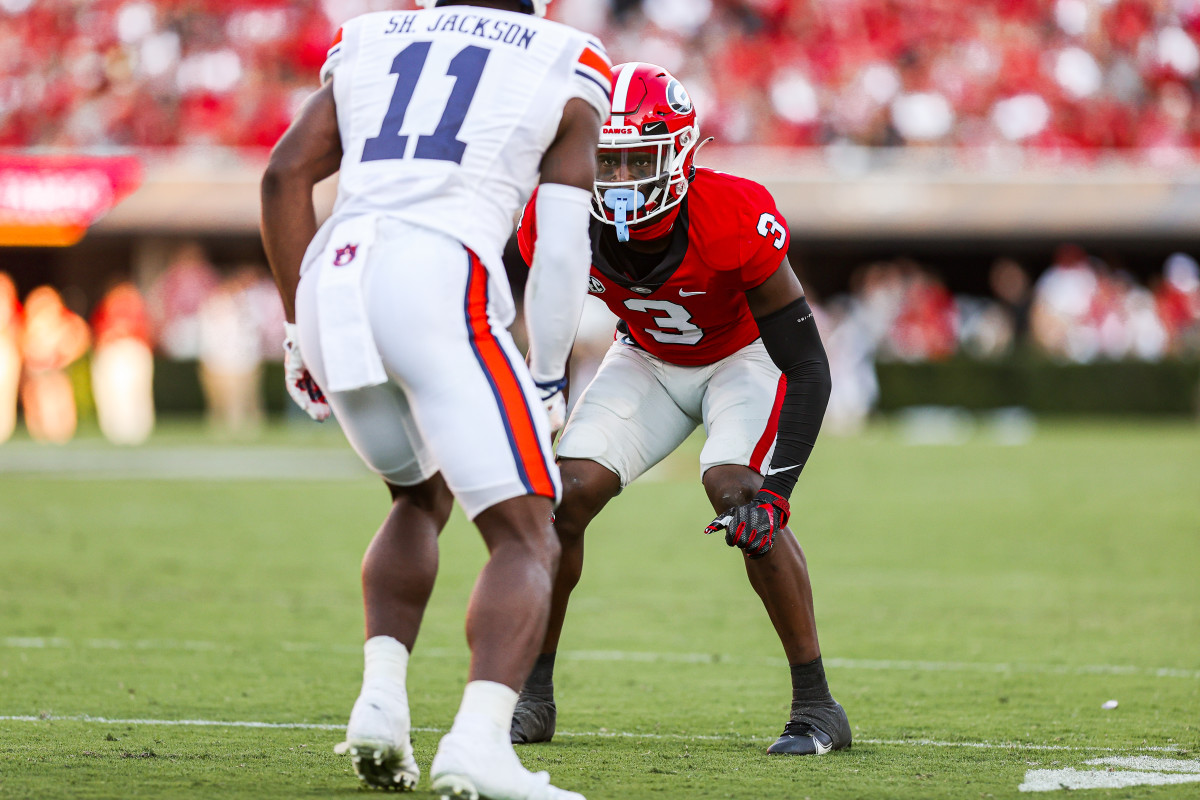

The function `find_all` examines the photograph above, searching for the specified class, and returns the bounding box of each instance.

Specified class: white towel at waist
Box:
[314,215,388,393]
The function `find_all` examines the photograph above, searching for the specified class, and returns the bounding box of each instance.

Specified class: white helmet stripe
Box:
[609,61,642,127]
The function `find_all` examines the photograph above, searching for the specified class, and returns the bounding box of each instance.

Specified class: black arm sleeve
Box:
[755,297,832,500]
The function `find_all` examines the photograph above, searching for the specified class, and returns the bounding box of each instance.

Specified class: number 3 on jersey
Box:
[362,42,490,165]
[625,299,703,345]
[757,212,787,250]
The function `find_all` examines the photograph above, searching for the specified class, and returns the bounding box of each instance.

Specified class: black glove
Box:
[705,489,791,559]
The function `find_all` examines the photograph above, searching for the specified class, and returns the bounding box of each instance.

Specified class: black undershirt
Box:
[590,196,691,293]
[616,245,666,281]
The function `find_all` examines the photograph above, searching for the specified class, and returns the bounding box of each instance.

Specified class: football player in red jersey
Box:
[510,62,850,756]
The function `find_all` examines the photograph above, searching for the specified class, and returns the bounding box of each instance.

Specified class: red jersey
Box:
[517,168,789,366]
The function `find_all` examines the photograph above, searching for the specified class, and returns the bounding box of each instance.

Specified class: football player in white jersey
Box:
[260,1,610,798]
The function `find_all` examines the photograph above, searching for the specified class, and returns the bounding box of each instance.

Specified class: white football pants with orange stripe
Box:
[296,216,560,519]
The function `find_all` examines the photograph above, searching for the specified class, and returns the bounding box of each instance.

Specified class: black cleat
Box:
[509,691,556,744]
[767,701,852,755]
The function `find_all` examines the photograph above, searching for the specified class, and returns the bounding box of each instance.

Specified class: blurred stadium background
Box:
[3,6,1199,798]
[2,0,1200,445]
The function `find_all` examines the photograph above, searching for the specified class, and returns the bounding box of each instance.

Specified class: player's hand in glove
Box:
[535,376,568,436]
[705,489,790,559]
[283,322,331,422]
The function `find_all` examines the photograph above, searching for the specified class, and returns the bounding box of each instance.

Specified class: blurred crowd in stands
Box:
[0,0,328,148]
[1,245,1197,443]
[813,246,1200,430]
[0,250,284,444]
[581,0,1200,158]
[3,0,1200,442]
[5,0,1200,158]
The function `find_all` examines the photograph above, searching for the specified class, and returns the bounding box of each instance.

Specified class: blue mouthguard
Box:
[603,189,646,242]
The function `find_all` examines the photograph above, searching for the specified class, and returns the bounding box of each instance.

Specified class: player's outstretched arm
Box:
[706,258,832,557]
[523,98,603,433]
[260,81,342,422]
[538,97,603,194]
[260,80,343,323]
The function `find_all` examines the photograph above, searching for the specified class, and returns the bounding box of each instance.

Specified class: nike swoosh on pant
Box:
[765,464,802,476]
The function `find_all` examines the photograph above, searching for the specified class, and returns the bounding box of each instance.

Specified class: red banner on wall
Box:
[0,154,143,247]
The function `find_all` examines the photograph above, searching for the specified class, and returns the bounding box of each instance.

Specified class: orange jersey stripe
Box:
[578,47,613,85]
[464,253,557,499]
[330,27,343,48]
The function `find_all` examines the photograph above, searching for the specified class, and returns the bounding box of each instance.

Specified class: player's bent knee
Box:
[539,529,563,573]
[386,474,453,520]
[554,458,620,543]
[491,521,562,577]
[556,424,612,465]
[476,494,560,564]
[702,464,762,512]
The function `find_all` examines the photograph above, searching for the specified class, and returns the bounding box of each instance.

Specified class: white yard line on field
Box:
[5,636,1198,680]
[0,715,1187,753]
[0,715,344,731]
[819,657,1200,680]
[0,445,370,481]
[1019,756,1200,792]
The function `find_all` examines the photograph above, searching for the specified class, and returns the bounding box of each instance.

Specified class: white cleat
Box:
[431,771,480,800]
[335,692,420,791]
[430,731,584,800]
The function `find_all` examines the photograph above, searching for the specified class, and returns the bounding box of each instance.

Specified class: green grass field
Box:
[2,418,1198,799]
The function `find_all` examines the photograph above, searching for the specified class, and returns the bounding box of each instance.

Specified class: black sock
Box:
[789,656,834,718]
[522,652,556,696]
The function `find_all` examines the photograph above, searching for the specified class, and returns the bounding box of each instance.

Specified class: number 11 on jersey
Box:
[362,42,490,165]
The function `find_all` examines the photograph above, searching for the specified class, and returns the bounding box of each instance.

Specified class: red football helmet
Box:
[591,63,700,241]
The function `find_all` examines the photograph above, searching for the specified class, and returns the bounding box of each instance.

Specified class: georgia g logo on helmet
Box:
[666,79,692,115]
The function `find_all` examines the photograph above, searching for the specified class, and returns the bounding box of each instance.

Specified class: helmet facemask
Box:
[590,127,697,242]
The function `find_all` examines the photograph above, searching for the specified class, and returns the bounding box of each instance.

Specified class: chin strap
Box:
[603,189,645,242]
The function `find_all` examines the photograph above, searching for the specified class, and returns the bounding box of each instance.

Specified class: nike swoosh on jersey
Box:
[679,289,706,296]
[765,464,802,476]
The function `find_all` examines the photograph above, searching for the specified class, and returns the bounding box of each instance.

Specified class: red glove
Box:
[284,322,331,422]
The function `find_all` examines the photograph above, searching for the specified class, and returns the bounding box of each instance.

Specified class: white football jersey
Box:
[318,7,611,266]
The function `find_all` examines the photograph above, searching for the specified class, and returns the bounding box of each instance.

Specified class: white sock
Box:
[450,681,518,740]
[362,635,409,699]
